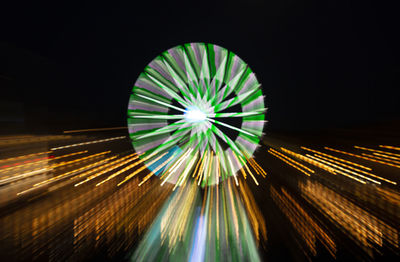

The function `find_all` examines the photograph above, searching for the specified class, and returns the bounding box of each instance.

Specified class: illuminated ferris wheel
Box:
[127,43,266,187]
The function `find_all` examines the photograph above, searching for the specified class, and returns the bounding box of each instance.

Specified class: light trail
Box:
[355,146,400,157]
[372,152,400,161]
[250,158,267,177]
[74,153,139,187]
[233,151,259,185]
[117,152,168,187]
[361,153,400,164]
[300,180,398,252]
[0,168,50,185]
[270,148,315,174]
[0,156,50,174]
[162,149,193,186]
[268,149,311,176]
[0,151,109,185]
[0,151,52,164]
[95,154,150,186]
[51,151,111,169]
[63,126,127,133]
[325,147,400,169]
[306,155,377,184]
[206,117,257,138]
[139,154,177,187]
[301,146,371,170]
[50,136,126,150]
[32,156,117,187]
[271,186,336,257]
[313,154,396,185]
[172,153,198,190]
[281,147,336,174]
[0,151,87,174]
[379,145,400,151]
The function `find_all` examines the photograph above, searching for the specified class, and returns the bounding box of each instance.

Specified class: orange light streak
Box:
[270,148,315,174]
[268,149,311,176]
[314,154,396,185]
[325,147,400,169]
[379,145,400,151]
[301,146,371,170]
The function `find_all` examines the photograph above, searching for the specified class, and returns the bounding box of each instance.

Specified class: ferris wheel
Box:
[127,43,266,187]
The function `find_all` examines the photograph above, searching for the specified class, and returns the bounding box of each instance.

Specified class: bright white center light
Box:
[184,108,207,122]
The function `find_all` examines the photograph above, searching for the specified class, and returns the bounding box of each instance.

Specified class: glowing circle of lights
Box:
[127,43,266,187]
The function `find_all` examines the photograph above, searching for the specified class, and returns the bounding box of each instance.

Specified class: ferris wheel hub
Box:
[184,107,207,122]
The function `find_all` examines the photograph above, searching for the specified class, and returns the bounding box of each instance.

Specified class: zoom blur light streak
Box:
[127,43,266,187]
[131,178,266,262]
[271,185,336,258]
[300,179,399,256]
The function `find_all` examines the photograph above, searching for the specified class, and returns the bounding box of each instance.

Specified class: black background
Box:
[1,0,399,133]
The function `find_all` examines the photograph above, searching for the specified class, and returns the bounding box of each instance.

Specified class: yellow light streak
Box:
[159,151,180,180]
[268,150,311,176]
[117,152,167,187]
[250,158,267,177]
[379,145,400,151]
[0,151,51,164]
[325,147,400,169]
[307,155,376,184]
[197,151,208,186]
[373,152,400,161]
[237,152,260,184]
[50,136,125,150]
[247,157,260,175]
[139,155,174,187]
[93,155,152,186]
[63,126,127,133]
[270,148,315,174]
[361,153,400,164]
[161,149,192,186]
[76,153,137,179]
[178,152,198,187]
[51,151,111,169]
[240,155,259,185]
[314,154,396,185]
[191,155,204,178]
[1,168,50,185]
[2,151,109,185]
[281,147,335,174]
[301,146,371,170]
[232,151,247,179]
[0,150,88,174]
[355,146,400,157]
[74,153,139,187]
[168,149,193,175]
[172,153,198,190]
[35,156,117,187]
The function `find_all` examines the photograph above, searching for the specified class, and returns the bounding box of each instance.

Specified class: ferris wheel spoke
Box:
[209,111,264,118]
[162,57,194,102]
[145,73,189,108]
[132,114,186,120]
[136,94,186,113]
[206,118,257,138]
[213,87,260,113]
[134,119,188,140]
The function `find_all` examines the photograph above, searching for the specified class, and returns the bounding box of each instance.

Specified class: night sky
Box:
[1,1,399,134]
